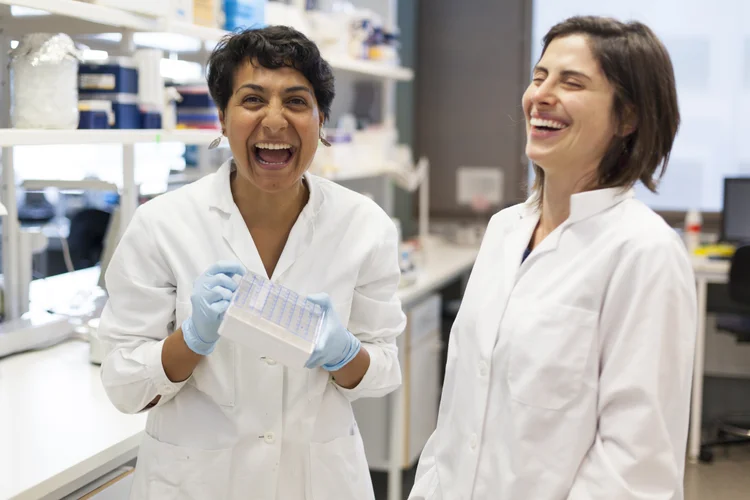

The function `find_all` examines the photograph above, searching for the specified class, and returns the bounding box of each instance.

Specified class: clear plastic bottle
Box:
[684,208,702,254]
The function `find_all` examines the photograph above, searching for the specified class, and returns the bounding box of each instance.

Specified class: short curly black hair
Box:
[207,25,335,121]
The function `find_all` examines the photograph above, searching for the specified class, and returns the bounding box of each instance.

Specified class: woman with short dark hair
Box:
[99,26,405,499]
[410,16,696,500]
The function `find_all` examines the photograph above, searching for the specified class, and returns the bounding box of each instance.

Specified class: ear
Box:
[619,106,637,137]
[319,113,326,129]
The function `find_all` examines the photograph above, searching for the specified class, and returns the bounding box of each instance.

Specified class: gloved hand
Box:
[305,293,361,371]
[182,260,247,355]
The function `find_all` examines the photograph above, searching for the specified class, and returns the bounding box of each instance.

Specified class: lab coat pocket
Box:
[309,431,375,500]
[176,300,237,407]
[132,432,232,500]
[506,303,597,410]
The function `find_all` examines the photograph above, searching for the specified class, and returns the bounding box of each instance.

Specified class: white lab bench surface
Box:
[0,341,146,500]
[0,237,478,500]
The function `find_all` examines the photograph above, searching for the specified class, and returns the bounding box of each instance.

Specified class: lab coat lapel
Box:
[501,208,540,299]
[208,160,266,276]
[474,207,539,358]
[270,174,322,281]
[222,207,266,276]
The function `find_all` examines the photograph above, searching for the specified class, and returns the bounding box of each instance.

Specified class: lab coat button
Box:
[264,432,275,444]
[470,434,478,450]
[478,361,489,377]
[265,358,277,366]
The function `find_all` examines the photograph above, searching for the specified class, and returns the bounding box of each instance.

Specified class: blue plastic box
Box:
[79,57,138,95]
[223,0,266,31]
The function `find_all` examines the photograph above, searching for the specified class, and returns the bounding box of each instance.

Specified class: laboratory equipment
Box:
[175,86,220,129]
[218,272,325,368]
[78,100,115,129]
[88,318,105,365]
[10,33,80,129]
[194,0,222,28]
[223,0,267,31]
[79,58,140,129]
[134,49,165,128]
[721,177,750,245]
[0,311,73,358]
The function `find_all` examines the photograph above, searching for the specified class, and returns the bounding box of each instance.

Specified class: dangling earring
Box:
[319,129,331,147]
[209,132,224,150]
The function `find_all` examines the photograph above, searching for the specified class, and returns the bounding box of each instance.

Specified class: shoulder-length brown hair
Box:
[531,16,680,196]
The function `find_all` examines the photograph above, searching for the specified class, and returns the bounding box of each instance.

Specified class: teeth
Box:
[256,142,292,150]
[530,118,567,129]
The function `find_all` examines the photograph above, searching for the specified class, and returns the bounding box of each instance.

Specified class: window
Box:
[531,0,749,212]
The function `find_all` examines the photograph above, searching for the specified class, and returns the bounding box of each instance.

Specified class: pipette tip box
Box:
[218,272,324,368]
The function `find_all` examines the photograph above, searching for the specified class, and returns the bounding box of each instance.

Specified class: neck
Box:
[538,166,596,234]
[230,172,308,229]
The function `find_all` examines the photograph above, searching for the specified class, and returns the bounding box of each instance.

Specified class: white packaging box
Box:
[218,272,324,368]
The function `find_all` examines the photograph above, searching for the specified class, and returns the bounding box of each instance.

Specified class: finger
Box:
[204,286,234,304]
[205,273,240,293]
[209,299,231,317]
[306,292,332,309]
[206,261,247,278]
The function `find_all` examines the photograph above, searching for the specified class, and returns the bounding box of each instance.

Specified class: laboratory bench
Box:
[0,236,479,500]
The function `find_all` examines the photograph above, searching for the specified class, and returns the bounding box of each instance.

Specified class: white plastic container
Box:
[10,33,80,129]
[218,272,324,368]
[87,318,105,365]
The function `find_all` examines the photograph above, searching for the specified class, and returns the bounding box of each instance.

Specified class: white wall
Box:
[532,0,750,212]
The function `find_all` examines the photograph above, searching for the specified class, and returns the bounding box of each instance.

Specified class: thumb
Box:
[306,293,332,309]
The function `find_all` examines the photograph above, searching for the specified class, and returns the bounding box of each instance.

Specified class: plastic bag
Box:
[10,33,80,129]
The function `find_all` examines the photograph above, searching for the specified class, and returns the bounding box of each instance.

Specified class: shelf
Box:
[0,1,414,81]
[0,129,220,146]
[0,0,162,35]
[318,163,397,182]
[323,53,414,81]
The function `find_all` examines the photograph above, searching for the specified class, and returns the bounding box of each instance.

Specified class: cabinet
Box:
[353,293,443,486]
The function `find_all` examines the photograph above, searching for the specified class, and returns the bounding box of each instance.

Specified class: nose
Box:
[261,102,288,134]
[530,80,558,108]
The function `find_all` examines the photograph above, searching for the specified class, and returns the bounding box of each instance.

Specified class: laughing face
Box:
[221,61,323,193]
[522,34,619,181]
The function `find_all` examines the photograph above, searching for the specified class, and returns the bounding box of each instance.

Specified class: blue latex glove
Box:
[305,293,361,371]
[182,260,247,355]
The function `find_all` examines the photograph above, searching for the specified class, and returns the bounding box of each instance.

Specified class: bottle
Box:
[684,209,702,254]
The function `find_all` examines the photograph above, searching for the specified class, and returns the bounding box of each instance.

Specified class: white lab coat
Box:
[99,160,406,500]
[409,188,697,500]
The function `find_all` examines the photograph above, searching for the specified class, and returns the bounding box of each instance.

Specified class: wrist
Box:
[323,332,361,372]
[181,317,216,356]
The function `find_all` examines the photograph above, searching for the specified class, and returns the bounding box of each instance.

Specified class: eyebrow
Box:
[534,65,592,81]
[235,83,313,95]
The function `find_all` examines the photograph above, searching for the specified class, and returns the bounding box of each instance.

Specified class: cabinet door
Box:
[407,331,442,464]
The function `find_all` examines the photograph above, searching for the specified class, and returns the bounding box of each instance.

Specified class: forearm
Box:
[162,327,203,383]
[332,347,370,389]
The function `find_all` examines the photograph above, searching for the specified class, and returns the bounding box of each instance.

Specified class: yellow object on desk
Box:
[693,243,736,259]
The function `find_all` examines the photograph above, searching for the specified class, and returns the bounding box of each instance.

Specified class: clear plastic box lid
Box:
[231,272,324,344]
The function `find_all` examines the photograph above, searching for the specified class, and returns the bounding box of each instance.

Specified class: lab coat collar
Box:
[518,187,635,224]
[209,158,325,280]
[208,159,324,220]
[507,187,635,285]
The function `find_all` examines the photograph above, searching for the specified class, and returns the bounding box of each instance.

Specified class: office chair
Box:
[699,245,750,463]
[67,208,112,270]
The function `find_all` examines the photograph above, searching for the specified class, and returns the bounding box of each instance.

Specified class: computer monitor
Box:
[721,177,750,245]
